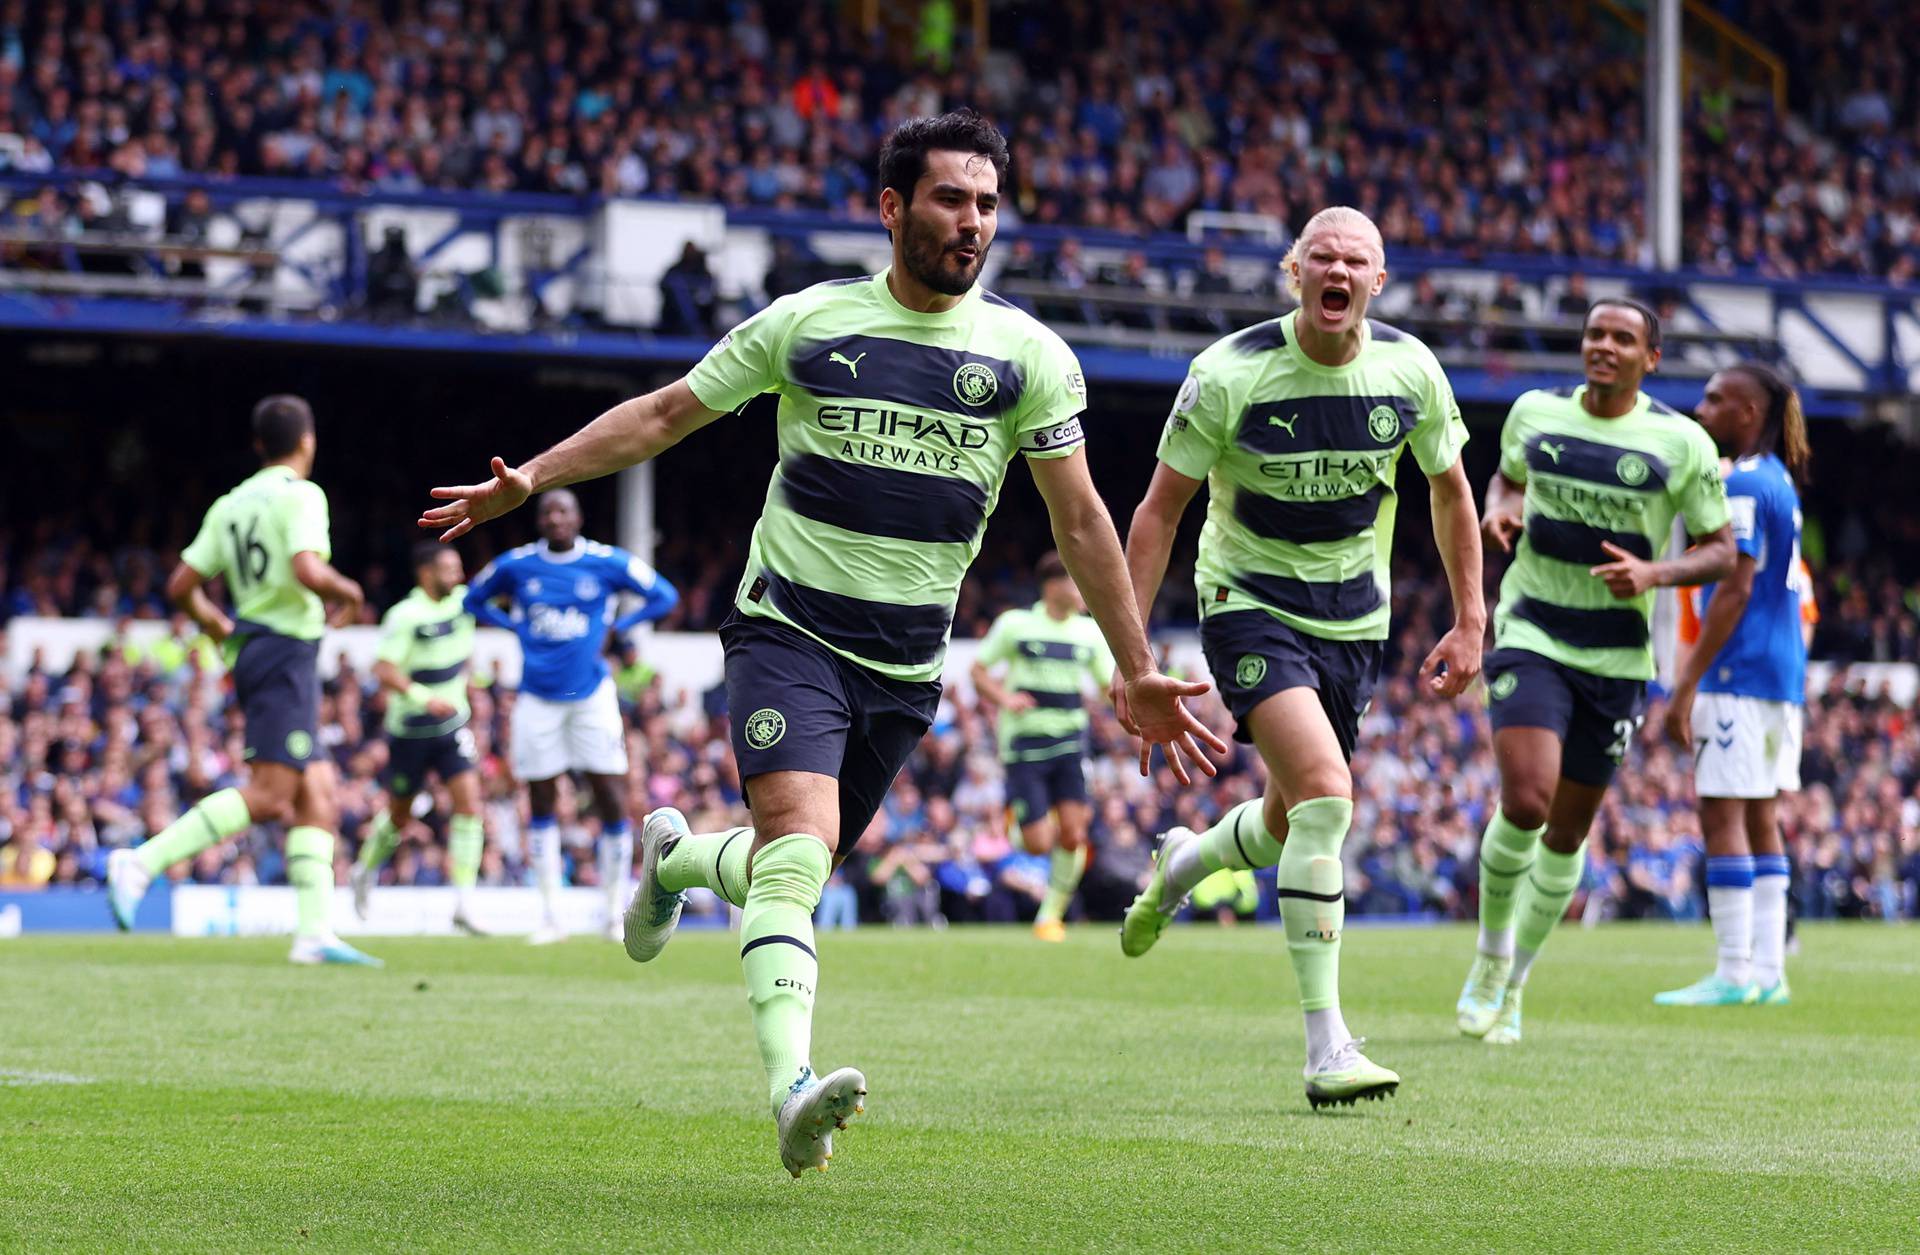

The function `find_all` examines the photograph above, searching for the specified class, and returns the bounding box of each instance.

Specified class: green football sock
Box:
[449,814,483,892]
[1276,797,1352,1013]
[1035,845,1087,925]
[1199,799,1285,871]
[660,826,754,908]
[1164,798,1286,902]
[356,812,400,874]
[1476,809,1543,958]
[286,826,336,938]
[135,788,250,875]
[739,834,830,1115]
[1511,841,1587,985]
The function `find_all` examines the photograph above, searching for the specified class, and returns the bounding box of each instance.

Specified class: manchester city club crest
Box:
[1235,654,1267,689]
[1616,453,1650,486]
[1368,404,1400,442]
[744,707,787,750]
[952,362,998,407]
[1490,672,1518,700]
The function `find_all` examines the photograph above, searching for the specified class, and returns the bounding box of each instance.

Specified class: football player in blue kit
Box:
[1658,364,1811,1007]
[465,489,678,942]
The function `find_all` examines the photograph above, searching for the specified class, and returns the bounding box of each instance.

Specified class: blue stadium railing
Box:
[1,171,1911,418]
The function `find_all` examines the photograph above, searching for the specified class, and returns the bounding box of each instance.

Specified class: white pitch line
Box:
[0,1068,94,1087]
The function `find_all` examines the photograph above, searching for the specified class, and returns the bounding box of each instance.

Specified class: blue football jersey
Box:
[1698,453,1805,704]
[465,540,678,701]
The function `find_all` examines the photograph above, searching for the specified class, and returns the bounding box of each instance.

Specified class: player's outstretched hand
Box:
[1482,507,1523,554]
[1419,623,1484,698]
[1590,540,1658,599]
[420,456,534,541]
[1123,671,1227,786]
[1662,683,1697,747]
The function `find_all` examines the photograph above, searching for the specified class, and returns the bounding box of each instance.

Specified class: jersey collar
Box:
[1281,309,1372,375]
[873,266,977,322]
[538,541,585,564]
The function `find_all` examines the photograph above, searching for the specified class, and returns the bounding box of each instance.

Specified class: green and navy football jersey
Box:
[686,269,1089,683]
[975,603,1116,763]
[377,584,475,738]
[179,465,333,641]
[1156,312,1467,641]
[1494,385,1730,680]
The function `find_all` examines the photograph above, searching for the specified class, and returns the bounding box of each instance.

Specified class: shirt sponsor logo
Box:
[1255,450,1396,497]
[1529,479,1648,530]
[529,604,592,641]
[815,405,991,449]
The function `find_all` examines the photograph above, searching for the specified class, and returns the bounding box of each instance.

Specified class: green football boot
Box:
[1304,1037,1400,1110]
[1483,984,1524,1045]
[1753,978,1791,1006]
[1119,827,1197,958]
[1455,952,1511,1038]
[1653,974,1760,1007]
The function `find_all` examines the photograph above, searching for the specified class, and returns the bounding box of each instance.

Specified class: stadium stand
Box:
[0,0,1912,276]
[4,554,1917,925]
[1,1,1917,929]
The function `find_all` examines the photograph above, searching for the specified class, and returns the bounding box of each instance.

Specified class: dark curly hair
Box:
[877,108,1010,206]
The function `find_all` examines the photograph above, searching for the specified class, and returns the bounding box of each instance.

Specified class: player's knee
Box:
[247,793,294,826]
[1292,763,1352,806]
[242,781,297,826]
[753,826,838,864]
[1021,821,1055,854]
[1501,784,1553,831]
[299,795,339,833]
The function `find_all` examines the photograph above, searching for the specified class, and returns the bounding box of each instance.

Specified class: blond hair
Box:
[1282,206,1386,299]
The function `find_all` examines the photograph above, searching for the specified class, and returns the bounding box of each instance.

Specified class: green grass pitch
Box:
[2,923,1914,1251]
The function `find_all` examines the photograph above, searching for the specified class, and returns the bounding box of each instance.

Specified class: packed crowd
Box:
[0,1,1915,279]
[3,560,1915,928]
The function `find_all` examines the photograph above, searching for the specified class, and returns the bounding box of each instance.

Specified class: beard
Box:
[899,210,987,297]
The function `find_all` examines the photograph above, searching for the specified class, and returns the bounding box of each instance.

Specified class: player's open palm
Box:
[420,456,533,541]
[1123,671,1228,786]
